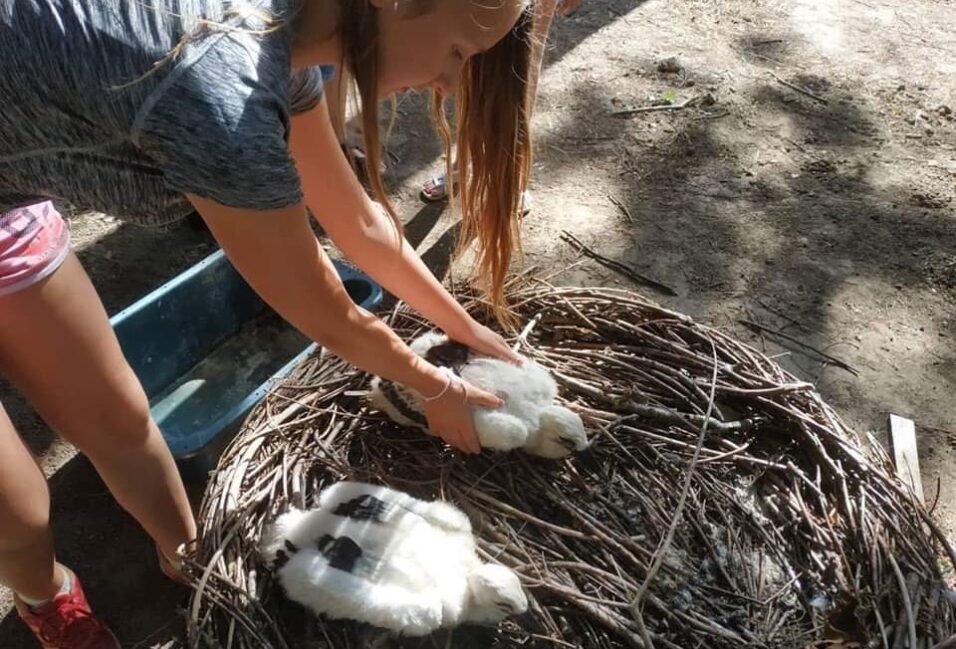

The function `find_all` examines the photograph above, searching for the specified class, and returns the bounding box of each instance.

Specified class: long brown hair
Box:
[337,0,536,325]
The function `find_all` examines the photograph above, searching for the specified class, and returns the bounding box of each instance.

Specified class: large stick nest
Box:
[185,283,956,649]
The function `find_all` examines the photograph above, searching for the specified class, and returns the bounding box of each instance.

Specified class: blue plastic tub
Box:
[109,249,383,480]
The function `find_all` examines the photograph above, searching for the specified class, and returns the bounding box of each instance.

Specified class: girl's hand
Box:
[449,321,524,365]
[423,375,503,454]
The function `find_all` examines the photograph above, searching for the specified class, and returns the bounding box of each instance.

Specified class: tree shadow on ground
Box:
[529,32,956,412]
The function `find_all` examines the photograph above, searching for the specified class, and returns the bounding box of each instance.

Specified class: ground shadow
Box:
[528,25,956,426]
[72,218,217,314]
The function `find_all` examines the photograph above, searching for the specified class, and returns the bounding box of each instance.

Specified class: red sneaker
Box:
[14,568,120,649]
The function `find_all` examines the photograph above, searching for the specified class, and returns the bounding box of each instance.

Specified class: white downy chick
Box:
[261,481,528,636]
[370,332,589,458]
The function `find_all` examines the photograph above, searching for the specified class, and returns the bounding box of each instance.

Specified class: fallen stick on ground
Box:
[608,195,633,223]
[739,319,859,376]
[769,71,828,104]
[561,231,677,296]
[610,95,701,116]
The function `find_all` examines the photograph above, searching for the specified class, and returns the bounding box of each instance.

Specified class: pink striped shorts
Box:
[0,201,71,297]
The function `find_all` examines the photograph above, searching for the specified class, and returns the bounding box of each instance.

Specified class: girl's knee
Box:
[59,381,154,453]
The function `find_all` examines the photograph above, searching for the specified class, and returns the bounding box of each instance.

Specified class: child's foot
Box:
[519,189,534,216]
[15,566,120,649]
[420,173,456,203]
[419,173,533,215]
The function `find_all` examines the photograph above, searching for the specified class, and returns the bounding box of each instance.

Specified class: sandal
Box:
[420,171,533,215]
[420,173,457,203]
[520,190,534,216]
[157,543,191,587]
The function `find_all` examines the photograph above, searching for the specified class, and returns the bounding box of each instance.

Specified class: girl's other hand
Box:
[448,321,524,365]
[558,0,585,16]
[423,375,503,454]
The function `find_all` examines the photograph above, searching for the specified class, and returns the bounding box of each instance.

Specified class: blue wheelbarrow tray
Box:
[109,249,383,481]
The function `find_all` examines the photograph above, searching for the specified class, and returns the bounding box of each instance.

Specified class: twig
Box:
[513,313,543,353]
[560,231,677,296]
[887,552,917,649]
[739,319,859,375]
[694,110,731,121]
[611,95,701,116]
[553,371,752,434]
[782,136,808,153]
[769,71,828,105]
[931,635,956,649]
[928,475,942,515]
[754,298,810,333]
[623,404,753,434]
[608,195,634,223]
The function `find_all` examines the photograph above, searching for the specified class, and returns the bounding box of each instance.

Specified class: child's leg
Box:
[0,251,195,564]
[324,69,347,145]
[0,402,61,601]
[529,0,561,109]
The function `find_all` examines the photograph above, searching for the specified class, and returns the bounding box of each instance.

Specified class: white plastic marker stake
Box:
[887,413,924,504]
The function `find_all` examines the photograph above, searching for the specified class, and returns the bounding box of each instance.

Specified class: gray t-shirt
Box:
[0,0,325,226]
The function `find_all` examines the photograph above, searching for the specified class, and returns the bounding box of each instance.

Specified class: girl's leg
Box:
[529,0,561,109]
[0,251,196,563]
[323,71,382,182]
[1,404,118,649]
[324,68,348,145]
[0,402,61,601]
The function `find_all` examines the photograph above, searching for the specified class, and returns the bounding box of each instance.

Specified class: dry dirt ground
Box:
[2,0,955,646]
